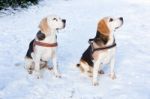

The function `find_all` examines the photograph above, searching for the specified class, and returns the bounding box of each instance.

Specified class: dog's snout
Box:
[62,19,66,24]
[119,17,123,21]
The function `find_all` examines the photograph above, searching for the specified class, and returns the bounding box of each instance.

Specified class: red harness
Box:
[33,41,58,47]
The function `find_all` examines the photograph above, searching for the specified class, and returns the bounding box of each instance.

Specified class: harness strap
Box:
[88,38,116,53]
[93,43,116,52]
[33,41,58,47]
[88,38,95,43]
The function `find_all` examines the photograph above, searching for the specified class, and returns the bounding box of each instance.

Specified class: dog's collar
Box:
[89,38,116,53]
[33,40,58,47]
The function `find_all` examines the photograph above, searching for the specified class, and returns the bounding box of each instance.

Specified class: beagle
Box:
[25,15,66,78]
[77,17,123,85]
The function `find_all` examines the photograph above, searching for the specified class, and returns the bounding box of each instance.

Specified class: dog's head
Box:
[39,15,66,36]
[97,17,123,36]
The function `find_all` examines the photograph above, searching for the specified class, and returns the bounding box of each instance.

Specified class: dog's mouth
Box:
[63,23,66,28]
[56,26,65,32]
[115,26,120,30]
[56,21,66,31]
[115,17,123,30]
[62,21,66,29]
[56,28,59,30]
[56,28,60,33]
[115,22,123,30]
[56,25,65,31]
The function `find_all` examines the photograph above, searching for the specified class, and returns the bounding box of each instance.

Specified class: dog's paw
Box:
[87,72,93,77]
[93,79,99,86]
[109,73,116,80]
[28,70,33,74]
[47,67,53,71]
[93,81,99,86]
[55,73,62,78]
[27,68,33,74]
[33,71,42,79]
[98,70,105,74]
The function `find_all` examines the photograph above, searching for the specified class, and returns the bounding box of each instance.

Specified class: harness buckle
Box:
[88,39,94,53]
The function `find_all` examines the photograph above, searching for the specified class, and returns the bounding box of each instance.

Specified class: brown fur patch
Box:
[97,19,110,35]
[39,18,50,35]
[79,60,86,72]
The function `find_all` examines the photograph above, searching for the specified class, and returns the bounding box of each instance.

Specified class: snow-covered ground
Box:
[0,0,150,99]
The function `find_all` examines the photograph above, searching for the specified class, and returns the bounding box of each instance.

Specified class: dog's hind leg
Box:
[40,60,48,69]
[24,57,34,74]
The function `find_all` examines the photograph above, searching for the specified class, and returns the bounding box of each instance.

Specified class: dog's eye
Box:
[109,18,113,22]
[53,18,58,21]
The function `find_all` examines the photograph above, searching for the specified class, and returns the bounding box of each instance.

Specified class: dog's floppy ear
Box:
[97,19,110,35]
[39,17,50,35]
[36,31,45,40]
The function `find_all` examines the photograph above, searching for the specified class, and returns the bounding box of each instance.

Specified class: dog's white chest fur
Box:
[92,35,116,64]
[34,46,56,61]
[99,48,116,65]
[42,48,55,60]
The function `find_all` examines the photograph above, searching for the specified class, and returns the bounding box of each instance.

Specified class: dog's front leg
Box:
[52,54,61,78]
[93,60,101,86]
[109,57,116,79]
[33,54,41,79]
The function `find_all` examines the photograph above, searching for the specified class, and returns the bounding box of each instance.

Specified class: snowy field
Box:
[0,0,150,99]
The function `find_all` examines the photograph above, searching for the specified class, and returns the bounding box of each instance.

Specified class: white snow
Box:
[0,0,150,99]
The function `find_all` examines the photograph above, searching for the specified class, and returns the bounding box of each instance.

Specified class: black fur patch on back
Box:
[26,39,35,59]
[81,46,94,67]
[36,31,45,40]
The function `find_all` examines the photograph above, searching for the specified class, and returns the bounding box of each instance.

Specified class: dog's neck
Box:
[106,33,115,46]
[44,30,57,43]
[36,30,57,43]
[94,31,115,46]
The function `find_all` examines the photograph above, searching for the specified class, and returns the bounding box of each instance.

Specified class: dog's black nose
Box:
[119,17,123,21]
[62,19,66,24]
